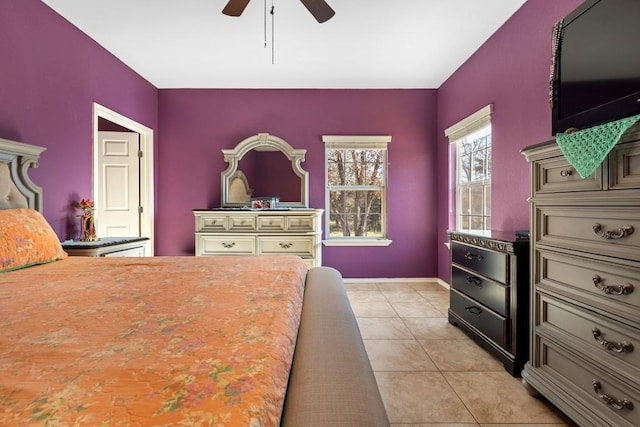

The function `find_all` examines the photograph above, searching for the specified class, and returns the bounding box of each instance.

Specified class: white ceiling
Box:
[41,0,527,89]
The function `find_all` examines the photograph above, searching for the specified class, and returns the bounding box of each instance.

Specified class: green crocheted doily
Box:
[556,113,640,178]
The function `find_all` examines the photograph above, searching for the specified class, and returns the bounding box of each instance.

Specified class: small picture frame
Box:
[251,197,279,209]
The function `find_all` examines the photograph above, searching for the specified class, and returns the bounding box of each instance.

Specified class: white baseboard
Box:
[343,277,450,290]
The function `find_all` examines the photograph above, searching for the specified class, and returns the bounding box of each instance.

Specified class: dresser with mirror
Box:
[194,133,323,268]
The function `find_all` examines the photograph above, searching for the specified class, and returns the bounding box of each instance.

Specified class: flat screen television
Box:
[551,0,640,135]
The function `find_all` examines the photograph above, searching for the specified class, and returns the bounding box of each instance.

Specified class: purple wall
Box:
[157,89,438,278]
[0,0,157,238]
[435,0,584,282]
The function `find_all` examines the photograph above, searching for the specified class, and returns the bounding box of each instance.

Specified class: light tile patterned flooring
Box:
[345,280,576,427]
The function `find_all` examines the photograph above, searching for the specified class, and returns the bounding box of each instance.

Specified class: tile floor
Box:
[345,280,576,427]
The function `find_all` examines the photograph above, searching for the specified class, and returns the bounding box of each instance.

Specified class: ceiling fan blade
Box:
[222,0,251,17]
[299,0,335,23]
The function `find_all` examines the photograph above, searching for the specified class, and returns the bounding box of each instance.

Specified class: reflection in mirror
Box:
[221,133,309,208]
[227,170,252,203]
[240,150,300,202]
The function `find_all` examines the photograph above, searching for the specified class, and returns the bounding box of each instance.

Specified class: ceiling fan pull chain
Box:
[271,1,275,64]
[264,0,267,48]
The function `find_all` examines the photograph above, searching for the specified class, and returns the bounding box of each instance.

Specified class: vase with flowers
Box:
[76,198,99,242]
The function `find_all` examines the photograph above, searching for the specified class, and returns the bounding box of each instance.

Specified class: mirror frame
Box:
[221,133,309,208]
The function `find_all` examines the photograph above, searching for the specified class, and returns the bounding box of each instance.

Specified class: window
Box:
[322,135,392,246]
[445,105,492,232]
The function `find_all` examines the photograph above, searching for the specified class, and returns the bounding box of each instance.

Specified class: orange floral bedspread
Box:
[0,255,307,426]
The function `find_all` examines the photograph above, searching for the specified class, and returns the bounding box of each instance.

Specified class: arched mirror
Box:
[221,133,309,208]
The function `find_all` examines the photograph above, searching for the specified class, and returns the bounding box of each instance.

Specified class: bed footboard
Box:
[281,266,390,427]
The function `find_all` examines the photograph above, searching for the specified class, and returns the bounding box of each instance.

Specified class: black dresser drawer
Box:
[451,265,508,317]
[450,289,506,347]
[451,241,507,284]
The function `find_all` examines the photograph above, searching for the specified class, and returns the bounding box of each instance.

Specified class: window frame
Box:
[322,135,392,247]
[445,105,493,233]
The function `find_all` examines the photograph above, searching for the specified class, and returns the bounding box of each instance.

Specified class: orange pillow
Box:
[0,208,67,272]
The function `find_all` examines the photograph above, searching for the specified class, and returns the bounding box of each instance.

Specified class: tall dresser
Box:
[193,209,323,268]
[447,230,530,376]
[522,129,640,426]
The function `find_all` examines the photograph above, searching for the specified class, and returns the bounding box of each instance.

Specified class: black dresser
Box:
[447,230,530,376]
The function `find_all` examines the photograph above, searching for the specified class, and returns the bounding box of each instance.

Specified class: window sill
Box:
[322,239,392,247]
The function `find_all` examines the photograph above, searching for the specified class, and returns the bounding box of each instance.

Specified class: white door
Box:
[97,131,141,237]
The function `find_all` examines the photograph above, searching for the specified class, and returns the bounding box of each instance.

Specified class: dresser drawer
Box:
[537,249,640,323]
[450,289,506,347]
[286,215,316,232]
[102,246,146,257]
[228,215,256,231]
[538,339,640,426]
[197,235,255,255]
[532,155,602,194]
[451,241,507,284]
[257,216,285,231]
[257,236,314,257]
[610,141,640,190]
[536,206,640,261]
[538,294,640,376]
[196,214,228,232]
[451,265,508,317]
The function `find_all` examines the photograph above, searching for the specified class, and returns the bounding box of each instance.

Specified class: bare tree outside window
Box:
[326,148,386,238]
[456,125,491,231]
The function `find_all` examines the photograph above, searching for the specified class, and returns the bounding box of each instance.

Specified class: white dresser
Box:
[522,129,640,426]
[193,209,323,268]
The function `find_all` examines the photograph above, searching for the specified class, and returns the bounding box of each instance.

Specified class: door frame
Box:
[92,102,155,254]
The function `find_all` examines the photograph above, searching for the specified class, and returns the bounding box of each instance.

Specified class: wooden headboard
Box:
[0,138,46,212]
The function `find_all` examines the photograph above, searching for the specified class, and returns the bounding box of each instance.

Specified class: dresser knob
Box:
[279,242,293,249]
[466,276,483,287]
[560,169,573,177]
[222,242,236,248]
[464,306,482,316]
[592,223,634,240]
[592,380,633,410]
[592,327,634,353]
[464,251,484,261]
[592,275,634,295]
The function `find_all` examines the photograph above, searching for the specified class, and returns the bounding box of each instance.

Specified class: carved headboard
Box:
[0,138,46,212]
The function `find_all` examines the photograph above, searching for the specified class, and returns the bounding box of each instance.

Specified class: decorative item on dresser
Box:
[447,230,530,376]
[193,209,323,268]
[75,197,99,242]
[521,126,640,426]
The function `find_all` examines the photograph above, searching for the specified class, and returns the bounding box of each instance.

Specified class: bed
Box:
[0,137,389,426]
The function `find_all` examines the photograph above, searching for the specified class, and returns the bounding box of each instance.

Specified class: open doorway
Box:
[92,103,155,254]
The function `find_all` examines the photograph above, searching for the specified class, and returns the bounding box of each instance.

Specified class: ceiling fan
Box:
[222,0,335,23]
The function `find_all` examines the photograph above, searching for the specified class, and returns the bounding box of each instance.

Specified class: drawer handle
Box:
[592,275,634,295]
[592,223,634,240]
[559,169,573,177]
[592,380,634,411]
[466,276,483,287]
[592,328,634,353]
[279,242,293,249]
[464,251,484,261]
[464,306,482,316]
[221,242,236,248]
